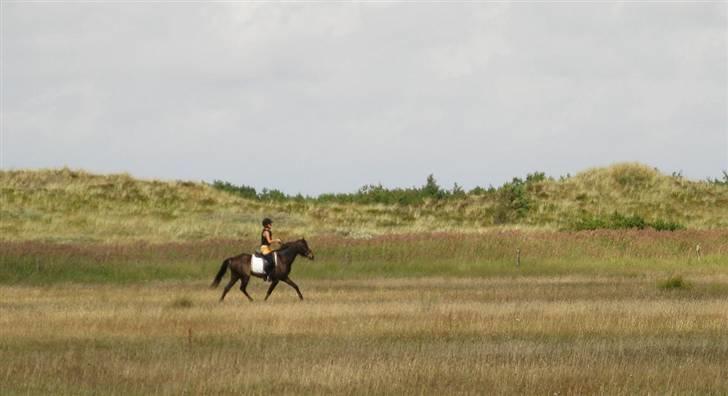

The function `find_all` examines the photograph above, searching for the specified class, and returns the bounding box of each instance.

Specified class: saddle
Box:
[251,252,278,275]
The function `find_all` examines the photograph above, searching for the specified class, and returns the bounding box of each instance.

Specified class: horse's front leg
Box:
[282,277,303,300]
[264,280,279,301]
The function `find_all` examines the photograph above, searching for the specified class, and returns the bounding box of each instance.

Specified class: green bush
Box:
[573,216,609,231]
[493,177,531,224]
[212,172,548,211]
[610,212,646,230]
[315,174,455,206]
[259,188,287,202]
[651,219,685,231]
[572,212,685,232]
[211,180,257,200]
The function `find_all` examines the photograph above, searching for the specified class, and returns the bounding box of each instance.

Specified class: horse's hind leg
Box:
[220,275,239,302]
[239,275,253,302]
[283,277,304,300]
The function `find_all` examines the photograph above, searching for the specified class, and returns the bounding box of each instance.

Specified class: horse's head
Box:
[279,238,314,260]
[298,238,315,260]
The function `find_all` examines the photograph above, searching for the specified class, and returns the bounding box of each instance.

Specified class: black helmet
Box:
[262,218,273,226]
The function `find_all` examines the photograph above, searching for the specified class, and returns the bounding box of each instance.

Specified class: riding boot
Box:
[263,258,274,282]
[263,253,275,282]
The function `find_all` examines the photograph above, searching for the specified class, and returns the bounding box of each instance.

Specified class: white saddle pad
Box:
[251,253,277,275]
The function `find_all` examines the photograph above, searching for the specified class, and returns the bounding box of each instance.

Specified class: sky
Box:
[2,2,727,196]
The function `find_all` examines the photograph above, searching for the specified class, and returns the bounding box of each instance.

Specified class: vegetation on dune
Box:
[1,163,727,242]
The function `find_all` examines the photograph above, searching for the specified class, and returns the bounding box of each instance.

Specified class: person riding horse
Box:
[260,218,281,282]
[212,237,314,301]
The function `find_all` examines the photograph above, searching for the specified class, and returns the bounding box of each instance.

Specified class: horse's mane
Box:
[278,239,303,251]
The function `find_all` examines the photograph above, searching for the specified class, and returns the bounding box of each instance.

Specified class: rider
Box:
[260,218,281,282]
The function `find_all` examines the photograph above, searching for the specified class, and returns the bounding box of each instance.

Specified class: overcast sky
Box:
[2,2,726,195]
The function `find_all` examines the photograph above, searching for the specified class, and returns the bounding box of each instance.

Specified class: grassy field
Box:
[2,164,728,394]
[2,276,728,395]
[2,230,727,284]
[1,231,727,394]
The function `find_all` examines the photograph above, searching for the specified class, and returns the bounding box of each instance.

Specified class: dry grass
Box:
[2,277,728,395]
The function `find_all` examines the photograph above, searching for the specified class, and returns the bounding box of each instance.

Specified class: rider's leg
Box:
[263,253,275,281]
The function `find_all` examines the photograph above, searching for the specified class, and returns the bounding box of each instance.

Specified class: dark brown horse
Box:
[210,238,314,302]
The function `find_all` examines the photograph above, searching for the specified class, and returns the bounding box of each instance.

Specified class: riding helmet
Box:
[262,218,273,226]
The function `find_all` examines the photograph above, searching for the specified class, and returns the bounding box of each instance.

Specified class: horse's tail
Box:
[210,258,230,288]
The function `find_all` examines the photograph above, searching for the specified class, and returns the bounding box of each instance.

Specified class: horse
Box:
[210,238,315,302]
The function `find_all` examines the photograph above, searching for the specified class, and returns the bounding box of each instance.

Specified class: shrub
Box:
[572,212,650,231]
[610,212,646,230]
[493,177,530,224]
[651,219,685,231]
[422,174,445,199]
[314,175,452,206]
[572,213,686,231]
[469,186,494,195]
[525,171,547,183]
[450,182,466,198]
[573,215,609,231]
[211,180,257,200]
[211,181,292,202]
[259,188,287,202]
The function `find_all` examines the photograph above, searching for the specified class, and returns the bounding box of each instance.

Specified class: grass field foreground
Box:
[2,277,727,395]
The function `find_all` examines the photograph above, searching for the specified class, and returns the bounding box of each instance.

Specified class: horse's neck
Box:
[278,247,299,268]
